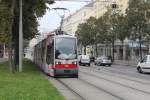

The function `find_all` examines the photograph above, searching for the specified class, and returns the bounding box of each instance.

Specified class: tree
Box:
[76,23,91,54]
[13,0,54,68]
[143,2,150,36]
[86,17,97,45]
[126,0,150,60]
[103,6,130,61]
[0,0,16,72]
[112,14,129,59]
[0,0,12,43]
[0,0,54,72]
[100,8,118,61]
[94,15,111,56]
[115,15,129,42]
[76,17,97,54]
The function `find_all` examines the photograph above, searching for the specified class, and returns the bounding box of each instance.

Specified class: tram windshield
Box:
[55,37,77,60]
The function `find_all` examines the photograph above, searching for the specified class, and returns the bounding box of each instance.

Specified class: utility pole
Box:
[19,0,23,72]
[111,1,117,62]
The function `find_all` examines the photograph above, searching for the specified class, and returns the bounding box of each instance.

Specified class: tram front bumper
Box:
[54,68,78,75]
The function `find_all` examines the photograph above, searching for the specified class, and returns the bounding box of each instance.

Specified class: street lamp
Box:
[19,0,23,72]
[111,0,117,62]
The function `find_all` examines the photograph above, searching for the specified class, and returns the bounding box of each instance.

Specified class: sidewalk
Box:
[113,60,138,67]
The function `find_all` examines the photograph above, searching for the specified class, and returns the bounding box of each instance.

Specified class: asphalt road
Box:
[49,64,150,100]
[92,64,150,81]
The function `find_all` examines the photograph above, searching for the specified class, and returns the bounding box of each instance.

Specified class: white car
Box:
[137,55,150,73]
[78,55,90,66]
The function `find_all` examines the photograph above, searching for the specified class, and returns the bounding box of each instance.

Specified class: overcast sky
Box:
[38,1,88,33]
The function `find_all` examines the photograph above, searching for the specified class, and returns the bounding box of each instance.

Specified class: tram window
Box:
[51,41,54,64]
[46,41,54,65]
[41,46,45,61]
[46,45,52,64]
[55,38,77,59]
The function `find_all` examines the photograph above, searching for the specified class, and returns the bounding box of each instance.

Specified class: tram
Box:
[33,32,78,77]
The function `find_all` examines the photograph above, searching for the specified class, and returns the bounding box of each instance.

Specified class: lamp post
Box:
[111,0,117,62]
[19,0,23,72]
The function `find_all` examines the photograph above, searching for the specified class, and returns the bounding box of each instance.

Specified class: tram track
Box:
[49,66,150,100]
[80,70,150,95]
[48,65,150,100]
[102,68,150,85]
[56,77,124,100]
[77,77,125,100]
[56,78,87,100]
[80,66,150,86]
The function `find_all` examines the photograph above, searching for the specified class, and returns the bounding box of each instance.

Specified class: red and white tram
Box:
[33,33,78,77]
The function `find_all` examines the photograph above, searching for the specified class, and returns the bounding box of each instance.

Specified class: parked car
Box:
[78,55,90,66]
[94,56,112,66]
[137,55,150,73]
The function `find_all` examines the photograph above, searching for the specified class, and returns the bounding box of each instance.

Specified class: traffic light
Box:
[112,3,117,9]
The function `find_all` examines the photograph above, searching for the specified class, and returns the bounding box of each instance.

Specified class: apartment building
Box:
[62,0,129,35]
[62,2,94,35]
[62,0,148,61]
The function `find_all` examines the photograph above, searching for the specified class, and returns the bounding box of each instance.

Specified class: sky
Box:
[38,1,88,33]
[29,1,88,47]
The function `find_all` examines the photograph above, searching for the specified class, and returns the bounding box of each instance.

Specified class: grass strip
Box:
[0,59,65,100]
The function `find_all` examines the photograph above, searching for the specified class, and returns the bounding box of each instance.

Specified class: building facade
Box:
[62,2,94,35]
[62,0,149,62]
[62,0,129,35]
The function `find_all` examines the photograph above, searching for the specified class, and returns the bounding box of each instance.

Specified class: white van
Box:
[78,55,90,66]
[137,55,150,73]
